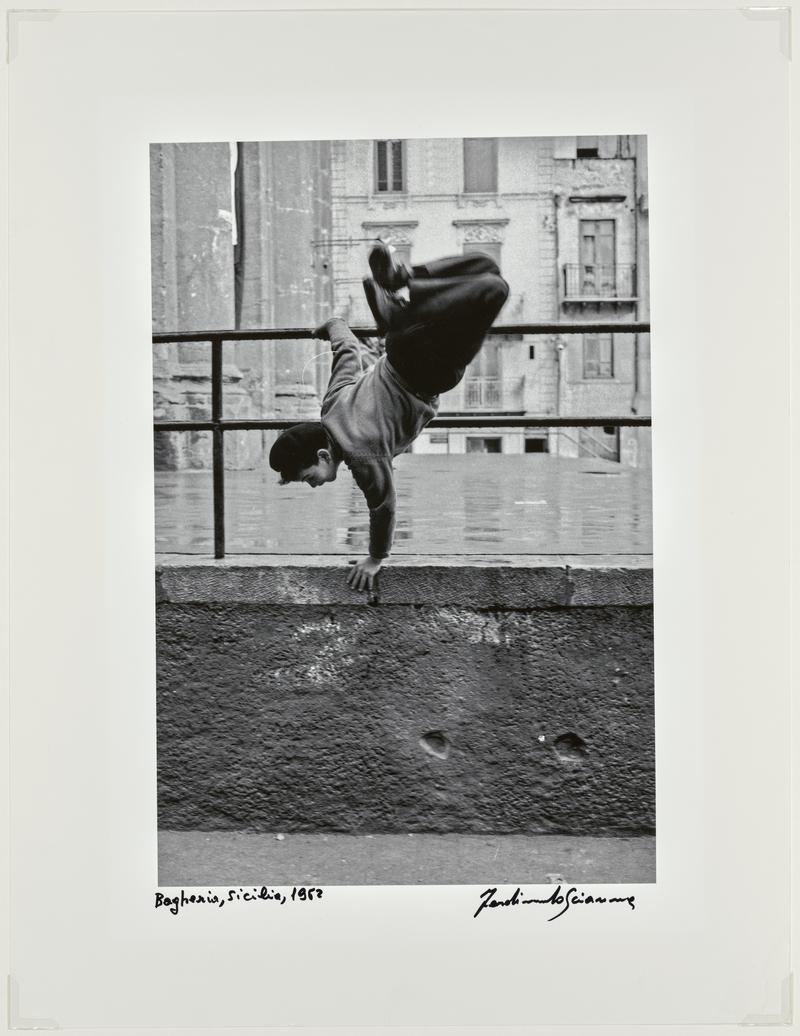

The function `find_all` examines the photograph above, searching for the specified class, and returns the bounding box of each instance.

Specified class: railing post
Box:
[211,336,225,559]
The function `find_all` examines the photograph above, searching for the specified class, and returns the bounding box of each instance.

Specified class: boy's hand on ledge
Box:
[347,556,382,592]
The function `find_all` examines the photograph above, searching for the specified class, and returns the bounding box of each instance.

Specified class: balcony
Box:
[463,376,524,412]
[562,264,637,304]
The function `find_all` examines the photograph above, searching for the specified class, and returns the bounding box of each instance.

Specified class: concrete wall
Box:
[156,557,654,835]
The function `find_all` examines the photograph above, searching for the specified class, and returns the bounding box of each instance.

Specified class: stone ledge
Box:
[156,553,653,607]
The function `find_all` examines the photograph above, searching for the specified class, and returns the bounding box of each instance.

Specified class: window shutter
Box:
[391,140,404,191]
[376,142,388,192]
[595,221,615,266]
[584,335,600,378]
[463,138,498,192]
[583,333,614,378]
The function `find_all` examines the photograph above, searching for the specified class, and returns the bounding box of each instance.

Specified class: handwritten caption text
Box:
[155,886,323,916]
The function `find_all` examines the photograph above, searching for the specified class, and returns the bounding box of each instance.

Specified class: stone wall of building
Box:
[236,140,332,421]
[151,140,334,470]
[150,142,259,470]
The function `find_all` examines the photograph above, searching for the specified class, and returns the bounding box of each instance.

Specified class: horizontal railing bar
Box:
[154,416,652,431]
[152,321,651,344]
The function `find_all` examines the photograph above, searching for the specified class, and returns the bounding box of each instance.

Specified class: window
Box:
[528,345,536,360]
[577,135,600,158]
[468,339,500,378]
[465,340,501,409]
[525,437,548,453]
[583,334,614,378]
[463,240,502,267]
[579,219,616,295]
[463,138,498,193]
[580,219,615,268]
[375,140,405,193]
[466,437,502,454]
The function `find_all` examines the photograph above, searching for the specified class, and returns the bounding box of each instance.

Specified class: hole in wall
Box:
[420,731,449,760]
[552,732,588,764]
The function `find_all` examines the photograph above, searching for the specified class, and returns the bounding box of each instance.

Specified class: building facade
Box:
[150,135,650,469]
[324,135,650,466]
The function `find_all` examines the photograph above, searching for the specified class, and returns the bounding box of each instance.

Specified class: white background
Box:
[2,1,795,1032]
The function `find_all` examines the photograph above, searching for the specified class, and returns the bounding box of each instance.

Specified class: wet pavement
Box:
[154,453,652,556]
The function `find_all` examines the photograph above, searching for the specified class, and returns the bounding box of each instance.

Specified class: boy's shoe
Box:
[362,278,406,336]
[368,241,411,291]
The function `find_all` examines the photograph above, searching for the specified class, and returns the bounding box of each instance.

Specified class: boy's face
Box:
[291,448,339,489]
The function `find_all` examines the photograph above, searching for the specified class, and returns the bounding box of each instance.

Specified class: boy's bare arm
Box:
[347,458,396,591]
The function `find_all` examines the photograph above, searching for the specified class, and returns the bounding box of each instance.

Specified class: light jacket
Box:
[321,321,438,558]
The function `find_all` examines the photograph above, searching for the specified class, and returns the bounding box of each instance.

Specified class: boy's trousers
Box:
[385,253,509,397]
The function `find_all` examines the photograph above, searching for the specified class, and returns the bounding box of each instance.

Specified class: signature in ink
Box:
[473,885,636,922]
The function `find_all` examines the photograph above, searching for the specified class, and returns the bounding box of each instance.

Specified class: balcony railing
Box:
[153,320,651,558]
[462,375,527,411]
[562,264,637,301]
[465,377,502,410]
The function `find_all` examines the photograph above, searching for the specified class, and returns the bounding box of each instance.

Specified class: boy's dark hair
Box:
[269,421,329,481]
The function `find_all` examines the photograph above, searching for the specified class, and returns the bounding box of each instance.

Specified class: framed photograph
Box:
[4,1,794,1031]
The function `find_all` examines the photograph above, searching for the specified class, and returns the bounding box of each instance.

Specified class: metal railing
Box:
[562,264,637,300]
[153,321,651,558]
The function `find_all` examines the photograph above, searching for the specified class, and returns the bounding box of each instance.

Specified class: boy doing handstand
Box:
[269,245,509,591]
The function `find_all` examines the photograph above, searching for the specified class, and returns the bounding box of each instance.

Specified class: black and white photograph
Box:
[6,2,795,1029]
[152,134,654,887]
